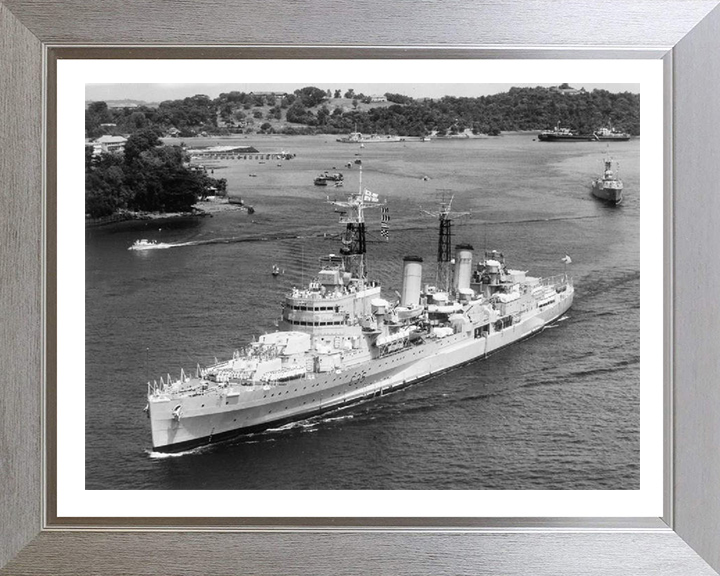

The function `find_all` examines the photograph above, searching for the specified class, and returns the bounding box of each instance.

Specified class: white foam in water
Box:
[145,447,205,459]
[323,414,354,424]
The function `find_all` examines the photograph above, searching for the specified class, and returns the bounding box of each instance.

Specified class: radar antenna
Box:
[420,191,469,292]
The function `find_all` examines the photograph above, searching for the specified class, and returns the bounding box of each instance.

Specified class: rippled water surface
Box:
[86,134,640,490]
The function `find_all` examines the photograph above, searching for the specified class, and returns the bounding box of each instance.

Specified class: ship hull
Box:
[592,183,624,204]
[336,137,405,143]
[594,135,631,141]
[149,291,573,452]
[538,134,593,142]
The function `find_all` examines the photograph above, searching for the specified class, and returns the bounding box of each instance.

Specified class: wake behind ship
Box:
[146,175,574,452]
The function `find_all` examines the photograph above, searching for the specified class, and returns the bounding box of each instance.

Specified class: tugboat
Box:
[592,157,624,205]
[146,169,575,452]
[592,127,631,141]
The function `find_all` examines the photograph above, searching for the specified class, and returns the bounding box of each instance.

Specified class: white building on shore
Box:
[91,135,128,155]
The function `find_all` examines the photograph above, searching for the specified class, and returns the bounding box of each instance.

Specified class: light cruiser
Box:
[146,178,574,452]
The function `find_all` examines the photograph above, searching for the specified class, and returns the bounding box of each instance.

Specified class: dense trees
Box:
[85,129,226,218]
[293,86,328,108]
[87,86,640,141]
[385,93,414,105]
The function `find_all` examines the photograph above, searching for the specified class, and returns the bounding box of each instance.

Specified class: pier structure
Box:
[187,145,296,161]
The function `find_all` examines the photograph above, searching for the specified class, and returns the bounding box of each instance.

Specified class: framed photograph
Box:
[2,2,720,575]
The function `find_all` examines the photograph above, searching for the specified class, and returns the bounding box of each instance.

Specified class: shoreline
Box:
[85,198,248,227]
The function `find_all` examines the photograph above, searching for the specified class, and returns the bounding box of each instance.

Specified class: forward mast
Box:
[327,166,383,286]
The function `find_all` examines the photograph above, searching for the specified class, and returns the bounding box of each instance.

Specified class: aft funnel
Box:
[453,244,474,293]
[401,256,423,307]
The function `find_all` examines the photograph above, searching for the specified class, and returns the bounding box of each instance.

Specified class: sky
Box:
[85,83,639,103]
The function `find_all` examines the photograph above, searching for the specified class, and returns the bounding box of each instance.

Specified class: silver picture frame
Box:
[2,1,720,574]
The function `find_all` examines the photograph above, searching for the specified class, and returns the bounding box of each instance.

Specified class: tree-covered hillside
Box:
[85,128,226,218]
[86,86,640,139]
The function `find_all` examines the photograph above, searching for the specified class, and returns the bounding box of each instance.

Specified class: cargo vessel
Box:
[539,125,632,142]
[146,173,574,452]
[538,125,593,142]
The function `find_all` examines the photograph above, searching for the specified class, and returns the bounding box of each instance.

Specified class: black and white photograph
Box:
[83,78,645,492]
[8,2,720,574]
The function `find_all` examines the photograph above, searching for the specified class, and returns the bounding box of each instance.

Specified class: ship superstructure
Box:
[593,127,631,141]
[146,173,575,452]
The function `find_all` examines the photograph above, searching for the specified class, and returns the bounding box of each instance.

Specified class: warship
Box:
[336,131,405,143]
[592,156,624,204]
[146,173,575,452]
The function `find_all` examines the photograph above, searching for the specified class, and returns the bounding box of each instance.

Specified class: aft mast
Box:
[422,193,468,292]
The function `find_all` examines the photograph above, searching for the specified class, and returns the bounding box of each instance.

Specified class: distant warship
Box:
[146,171,575,452]
[592,157,624,204]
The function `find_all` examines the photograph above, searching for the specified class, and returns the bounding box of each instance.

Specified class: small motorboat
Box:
[272,265,281,276]
[128,239,159,251]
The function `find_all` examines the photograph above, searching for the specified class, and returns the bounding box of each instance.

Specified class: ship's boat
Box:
[592,157,624,205]
[146,170,575,452]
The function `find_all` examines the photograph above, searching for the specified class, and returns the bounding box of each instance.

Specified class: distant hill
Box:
[85,86,640,139]
[85,99,159,110]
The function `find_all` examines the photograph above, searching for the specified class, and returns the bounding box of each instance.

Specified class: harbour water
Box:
[85,134,639,490]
